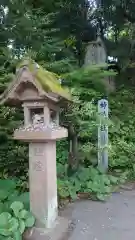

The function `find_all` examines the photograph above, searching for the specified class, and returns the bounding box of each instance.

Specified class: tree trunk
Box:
[67,125,78,176]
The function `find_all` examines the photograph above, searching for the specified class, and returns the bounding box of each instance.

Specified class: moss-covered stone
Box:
[17,58,71,100]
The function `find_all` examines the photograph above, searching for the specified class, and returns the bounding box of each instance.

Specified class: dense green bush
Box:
[57,87,135,195]
[57,165,126,201]
[109,88,135,173]
[0,107,28,177]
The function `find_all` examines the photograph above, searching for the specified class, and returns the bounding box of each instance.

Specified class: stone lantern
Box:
[0,58,71,240]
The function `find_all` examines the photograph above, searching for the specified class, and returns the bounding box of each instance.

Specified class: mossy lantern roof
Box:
[0,58,71,106]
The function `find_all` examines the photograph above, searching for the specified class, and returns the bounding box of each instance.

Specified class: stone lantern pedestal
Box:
[0,59,72,240]
[14,124,68,227]
[14,124,70,240]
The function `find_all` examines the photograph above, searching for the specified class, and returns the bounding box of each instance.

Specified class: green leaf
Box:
[69,188,77,200]
[0,212,12,227]
[4,201,11,213]
[104,186,111,193]
[96,193,106,201]
[25,214,35,228]
[13,230,22,240]
[87,181,93,190]
[90,182,101,193]
[74,179,81,192]
[109,175,118,184]
[8,191,19,203]
[102,175,111,185]
[10,202,24,217]
[58,186,69,198]
[18,209,28,219]
[119,178,126,184]
[8,217,19,233]
[77,168,90,182]
[71,192,77,200]
[0,180,16,191]
[15,193,30,210]
[0,190,9,201]
[0,202,6,214]
[97,166,105,174]
[18,220,25,234]
[0,228,11,236]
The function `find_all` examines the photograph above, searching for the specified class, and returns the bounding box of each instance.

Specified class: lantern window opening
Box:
[30,108,44,125]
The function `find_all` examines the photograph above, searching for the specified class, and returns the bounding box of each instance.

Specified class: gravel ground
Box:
[61,190,135,240]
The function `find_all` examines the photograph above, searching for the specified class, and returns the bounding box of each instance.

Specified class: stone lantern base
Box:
[23,217,71,240]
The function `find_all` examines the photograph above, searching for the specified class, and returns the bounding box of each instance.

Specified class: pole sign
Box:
[98,99,108,171]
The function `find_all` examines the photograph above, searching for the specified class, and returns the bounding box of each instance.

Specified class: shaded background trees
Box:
[1,0,135,195]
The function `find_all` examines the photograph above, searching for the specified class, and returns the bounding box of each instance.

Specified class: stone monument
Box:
[0,58,71,240]
[84,36,115,91]
[84,36,107,66]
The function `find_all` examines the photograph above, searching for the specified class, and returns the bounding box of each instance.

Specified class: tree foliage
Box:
[0,0,135,203]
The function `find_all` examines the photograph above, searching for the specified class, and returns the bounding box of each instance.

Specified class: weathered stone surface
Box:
[23,217,73,240]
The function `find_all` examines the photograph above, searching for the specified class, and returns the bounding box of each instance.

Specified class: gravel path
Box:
[62,190,135,240]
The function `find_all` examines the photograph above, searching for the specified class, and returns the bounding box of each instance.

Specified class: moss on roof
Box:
[17,58,71,100]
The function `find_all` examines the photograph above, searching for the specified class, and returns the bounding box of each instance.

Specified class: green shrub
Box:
[0,179,34,239]
[109,89,135,171]
[57,165,124,201]
[0,107,28,177]
[0,201,35,239]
